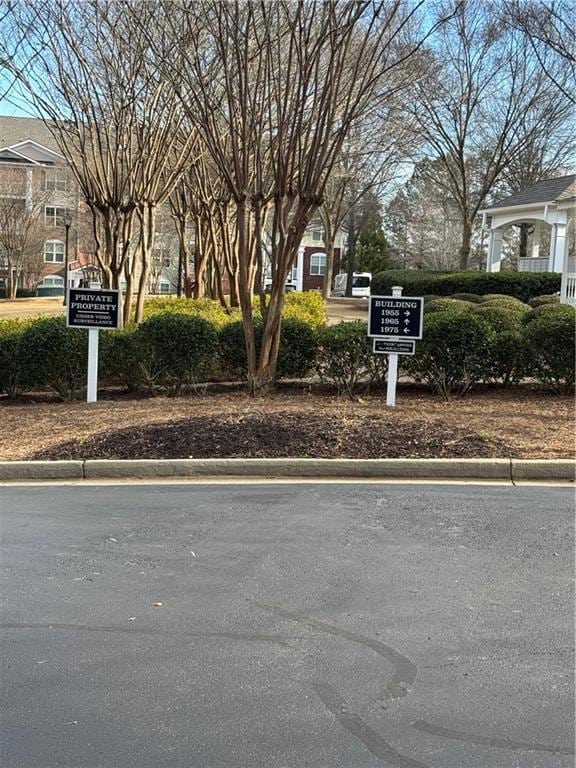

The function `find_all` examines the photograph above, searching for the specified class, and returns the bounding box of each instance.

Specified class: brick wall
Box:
[302,246,341,292]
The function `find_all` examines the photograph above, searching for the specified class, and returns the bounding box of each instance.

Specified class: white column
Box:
[552,223,567,273]
[531,222,541,258]
[487,229,503,272]
[548,223,557,271]
[295,246,304,291]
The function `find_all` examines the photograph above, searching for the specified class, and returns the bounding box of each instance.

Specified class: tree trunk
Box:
[134,204,156,325]
[236,199,259,393]
[458,219,473,270]
[322,224,335,300]
[345,213,357,297]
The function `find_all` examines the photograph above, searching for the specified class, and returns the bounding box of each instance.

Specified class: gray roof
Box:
[0,116,60,153]
[486,175,576,210]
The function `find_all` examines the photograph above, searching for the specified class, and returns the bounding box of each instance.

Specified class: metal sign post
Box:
[66,288,121,403]
[368,286,424,407]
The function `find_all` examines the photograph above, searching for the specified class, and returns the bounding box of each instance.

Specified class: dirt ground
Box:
[1,386,573,461]
[0,296,367,324]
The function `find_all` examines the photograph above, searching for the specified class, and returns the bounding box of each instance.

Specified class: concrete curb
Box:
[0,460,84,480]
[0,457,573,482]
[511,459,575,482]
[83,458,511,480]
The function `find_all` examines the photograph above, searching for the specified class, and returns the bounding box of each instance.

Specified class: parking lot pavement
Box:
[1,483,573,768]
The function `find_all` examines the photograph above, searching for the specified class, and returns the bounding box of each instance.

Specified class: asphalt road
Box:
[0,483,573,768]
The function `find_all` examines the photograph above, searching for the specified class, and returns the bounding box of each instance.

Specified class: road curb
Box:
[0,460,84,480]
[82,458,513,480]
[0,457,573,482]
[511,459,575,482]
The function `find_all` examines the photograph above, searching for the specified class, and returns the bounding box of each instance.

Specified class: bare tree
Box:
[6,0,194,324]
[410,0,574,269]
[145,0,448,393]
[319,110,411,297]
[0,172,45,298]
[502,0,576,104]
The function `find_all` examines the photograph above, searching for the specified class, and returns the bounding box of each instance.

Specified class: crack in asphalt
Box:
[0,623,288,645]
[314,682,429,768]
[413,720,575,756]
[253,601,417,699]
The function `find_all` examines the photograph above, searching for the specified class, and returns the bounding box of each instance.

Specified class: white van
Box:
[332,272,371,298]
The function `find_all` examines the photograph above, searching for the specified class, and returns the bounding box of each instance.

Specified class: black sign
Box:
[373,338,415,355]
[67,288,121,330]
[368,295,423,339]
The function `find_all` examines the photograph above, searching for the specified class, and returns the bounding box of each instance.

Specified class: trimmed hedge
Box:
[471,305,527,386]
[371,270,561,302]
[315,321,387,397]
[279,291,327,329]
[528,294,560,308]
[218,317,317,381]
[135,313,219,394]
[522,304,575,393]
[403,309,494,398]
[142,297,236,327]
[450,293,484,304]
[100,328,142,391]
[18,316,88,400]
[2,294,572,398]
[142,293,327,330]
[0,318,31,397]
[424,298,473,315]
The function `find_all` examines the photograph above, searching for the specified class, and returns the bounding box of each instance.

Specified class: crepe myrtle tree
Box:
[5,0,195,325]
[140,0,452,394]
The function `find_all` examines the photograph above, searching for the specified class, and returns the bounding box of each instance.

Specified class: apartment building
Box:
[0,116,96,294]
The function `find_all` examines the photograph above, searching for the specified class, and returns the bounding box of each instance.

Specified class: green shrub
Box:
[18,316,88,399]
[315,321,387,397]
[218,317,317,382]
[0,318,30,397]
[424,298,472,315]
[450,293,484,304]
[522,304,575,393]
[142,297,236,327]
[481,294,530,308]
[371,270,561,302]
[281,291,326,329]
[100,328,142,391]
[522,303,574,325]
[275,318,318,379]
[136,312,218,394]
[528,294,560,308]
[471,305,526,385]
[404,309,493,399]
[472,304,528,331]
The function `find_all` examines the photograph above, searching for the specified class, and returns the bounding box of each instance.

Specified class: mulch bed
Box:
[32,412,511,460]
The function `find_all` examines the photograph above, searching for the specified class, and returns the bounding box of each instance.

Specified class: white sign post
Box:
[87,329,99,403]
[386,286,403,407]
[368,286,424,408]
[66,288,121,404]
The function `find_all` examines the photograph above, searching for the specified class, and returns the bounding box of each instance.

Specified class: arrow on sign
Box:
[404,311,411,316]
[404,319,410,325]
[403,328,410,334]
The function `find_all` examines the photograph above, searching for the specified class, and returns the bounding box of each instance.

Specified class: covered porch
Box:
[480,175,575,305]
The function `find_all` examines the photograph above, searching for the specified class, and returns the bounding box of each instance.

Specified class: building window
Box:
[44,206,68,227]
[44,240,65,262]
[311,222,323,242]
[310,252,326,275]
[44,168,68,191]
[41,275,64,287]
